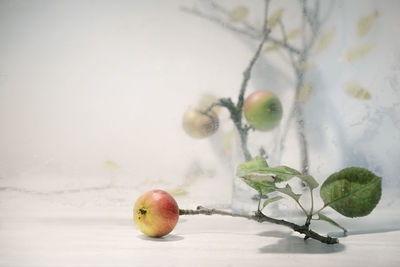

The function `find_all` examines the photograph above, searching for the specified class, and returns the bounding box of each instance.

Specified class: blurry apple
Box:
[182,107,219,138]
[243,90,283,131]
[134,189,179,237]
[197,93,221,114]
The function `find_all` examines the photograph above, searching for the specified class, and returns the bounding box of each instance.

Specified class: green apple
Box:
[134,190,179,237]
[243,90,283,131]
[182,107,219,139]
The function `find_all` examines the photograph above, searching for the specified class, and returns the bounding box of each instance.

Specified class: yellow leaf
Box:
[357,11,378,37]
[168,187,189,197]
[103,160,119,170]
[297,82,312,102]
[267,8,285,29]
[229,6,249,22]
[286,28,302,40]
[316,28,336,52]
[296,61,310,72]
[264,42,280,53]
[344,44,374,62]
[221,130,235,157]
[343,81,371,100]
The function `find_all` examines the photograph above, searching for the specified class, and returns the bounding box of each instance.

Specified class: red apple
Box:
[182,107,219,138]
[243,90,283,131]
[134,189,179,237]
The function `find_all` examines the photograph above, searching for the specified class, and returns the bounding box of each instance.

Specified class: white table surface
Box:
[1,187,399,267]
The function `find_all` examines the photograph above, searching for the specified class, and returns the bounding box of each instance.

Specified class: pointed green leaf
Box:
[318,212,347,233]
[236,156,269,177]
[298,174,319,189]
[262,196,284,209]
[320,167,382,218]
[275,184,302,202]
[242,179,275,195]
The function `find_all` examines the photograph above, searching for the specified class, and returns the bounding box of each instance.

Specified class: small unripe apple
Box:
[134,190,179,237]
[182,107,219,139]
[243,90,283,131]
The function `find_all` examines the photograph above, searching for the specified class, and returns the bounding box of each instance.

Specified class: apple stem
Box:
[179,206,338,245]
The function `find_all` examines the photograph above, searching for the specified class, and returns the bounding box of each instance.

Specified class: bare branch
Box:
[180,6,259,39]
[180,6,301,55]
[179,206,339,244]
[236,29,270,112]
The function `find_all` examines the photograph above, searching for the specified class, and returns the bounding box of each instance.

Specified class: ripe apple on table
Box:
[134,190,179,237]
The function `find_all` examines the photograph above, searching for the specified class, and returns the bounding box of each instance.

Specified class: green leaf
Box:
[320,167,382,218]
[262,196,284,209]
[242,179,275,195]
[318,212,347,233]
[236,156,269,178]
[275,184,302,202]
[298,174,319,189]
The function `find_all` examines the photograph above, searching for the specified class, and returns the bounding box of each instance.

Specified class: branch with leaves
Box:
[180,156,382,244]
[179,0,383,245]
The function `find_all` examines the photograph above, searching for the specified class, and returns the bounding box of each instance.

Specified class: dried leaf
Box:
[221,130,234,157]
[267,8,285,29]
[357,11,378,37]
[344,44,374,62]
[104,160,119,170]
[296,61,310,72]
[297,82,312,102]
[316,28,336,52]
[229,6,249,22]
[242,172,276,183]
[168,187,189,197]
[264,42,280,53]
[286,28,302,40]
[344,81,371,100]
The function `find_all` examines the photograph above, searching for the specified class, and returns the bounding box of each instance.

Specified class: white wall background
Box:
[0,0,400,214]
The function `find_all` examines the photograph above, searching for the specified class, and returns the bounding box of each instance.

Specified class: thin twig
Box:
[179,206,339,244]
[236,29,270,112]
[180,6,301,55]
[279,0,324,174]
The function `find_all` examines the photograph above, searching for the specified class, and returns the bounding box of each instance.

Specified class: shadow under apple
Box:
[137,234,184,242]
